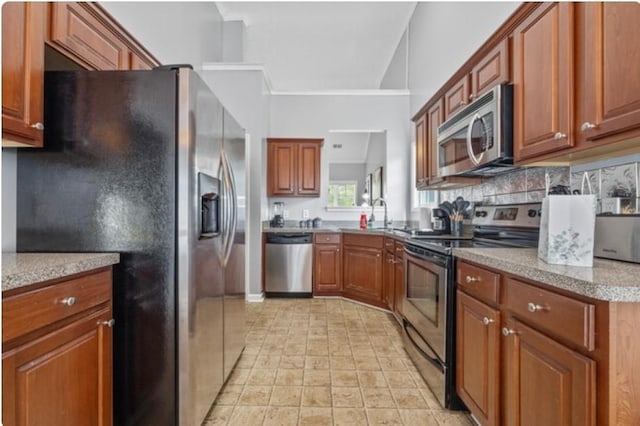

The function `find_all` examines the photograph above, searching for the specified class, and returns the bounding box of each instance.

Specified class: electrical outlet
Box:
[302,209,309,218]
[283,209,290,219]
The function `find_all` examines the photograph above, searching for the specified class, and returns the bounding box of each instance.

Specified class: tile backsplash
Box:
[439,153,640,213]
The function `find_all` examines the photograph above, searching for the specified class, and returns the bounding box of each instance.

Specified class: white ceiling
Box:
[216,2,416,90]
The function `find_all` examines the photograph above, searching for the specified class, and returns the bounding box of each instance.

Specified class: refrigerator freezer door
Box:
[176,69,225,426]
[222,109,246,381]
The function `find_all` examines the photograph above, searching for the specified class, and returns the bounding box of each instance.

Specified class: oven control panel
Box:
[473,203,542,228]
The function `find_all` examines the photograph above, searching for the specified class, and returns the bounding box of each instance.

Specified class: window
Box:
[327,181,357,207]
[410,141,440,208]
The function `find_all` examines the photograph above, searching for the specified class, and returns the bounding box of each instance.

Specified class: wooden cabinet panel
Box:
[313,243,342,295]
[513,3,574,161]
[471,38,510,99]
[578,2,640,143]
[267,139,322,197]
[426,99,445,184]
[393,245,405,318]
[297,142,321,196]
[503,318,596,426]
[444,75,470,119]
[456,291,500,426]
[129,51,154,70]
[49,3,129,71]
[314,233,340,245]
[415,112,428,188]
[383,251,395,310]
[342,233,384,249]
[456,261,500,305]
[267,141,296,196]
[2,2,45,147]
[343,245,383,306]
[505,277,595,351]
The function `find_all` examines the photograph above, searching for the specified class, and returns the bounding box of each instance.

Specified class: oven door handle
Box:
[403,319,444,372]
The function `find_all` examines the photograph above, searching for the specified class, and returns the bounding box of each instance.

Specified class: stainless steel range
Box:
[402,203,541,410]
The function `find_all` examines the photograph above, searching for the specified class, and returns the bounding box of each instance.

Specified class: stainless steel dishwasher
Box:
[265,232,313,297]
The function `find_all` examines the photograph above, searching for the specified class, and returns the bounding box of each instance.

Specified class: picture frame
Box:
[372,166,383,200]
[364,173,372,200]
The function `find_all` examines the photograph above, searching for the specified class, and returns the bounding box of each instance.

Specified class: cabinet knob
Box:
[502,327,517,336]
[99,319,115,327]
[482,317,494,326]
[581,122,597,132]
[30,122,44,131]
[465,275,478,283]
[527,302,547,313]
[469,94,476,101]
[553,132,567,140]
[336,249,340,253]
[377,253,381,257]
[60,296,76,306]
[459,100,466,106]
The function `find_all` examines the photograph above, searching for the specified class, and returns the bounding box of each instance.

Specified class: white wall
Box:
[269,93,411,224]
[101,2,224,69]
[407,2,520,115]
[201,67,270,300]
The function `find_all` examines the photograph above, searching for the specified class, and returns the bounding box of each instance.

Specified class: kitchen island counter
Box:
[453,248,640,302]
[2,252,120,292]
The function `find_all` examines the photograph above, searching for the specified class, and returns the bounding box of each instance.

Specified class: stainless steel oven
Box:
[402,244,464,410]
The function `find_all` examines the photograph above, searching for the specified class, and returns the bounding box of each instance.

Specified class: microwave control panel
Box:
[473,203,542,228]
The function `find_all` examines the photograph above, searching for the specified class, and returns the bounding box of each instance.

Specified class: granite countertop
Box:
[2,253,120,292]
[263,226,410,240]
[453,248,640,302]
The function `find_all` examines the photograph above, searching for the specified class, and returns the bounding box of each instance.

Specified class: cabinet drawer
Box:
[504,278,595,351]
[314,233,341,244]
[456,261,500,304]
[394,241,404,258]
[343,233,384,249]
[3,269,112,343]
[385,237,395,251]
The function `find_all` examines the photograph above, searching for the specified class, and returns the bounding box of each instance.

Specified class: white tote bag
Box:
[538,173,597,267]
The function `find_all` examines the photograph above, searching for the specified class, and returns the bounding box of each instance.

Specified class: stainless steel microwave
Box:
[437,84,514,177]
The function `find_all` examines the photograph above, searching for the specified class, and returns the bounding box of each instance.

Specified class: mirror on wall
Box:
[325,131,385,209]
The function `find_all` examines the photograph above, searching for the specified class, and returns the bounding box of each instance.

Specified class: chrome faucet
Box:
[370,198,391,228]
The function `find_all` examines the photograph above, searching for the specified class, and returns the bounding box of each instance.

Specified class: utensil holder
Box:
[451,220,462,237]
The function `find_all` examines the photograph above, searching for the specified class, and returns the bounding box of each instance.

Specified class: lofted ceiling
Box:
[216,2,416,91]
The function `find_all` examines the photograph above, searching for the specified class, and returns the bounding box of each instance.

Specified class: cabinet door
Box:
[427,99,445,184]
[471,38,510,99]
[267,141,296,196]
[503,318,596,426]
[2,308,113,426]
[343,246,383,305]
[393,247,405,318]
[129,51,154,70]
[313,244,342,295]
[445,75,471,119]
[383,251,395,310]
[297,142,321,196]
[578,2,640,143]
[456,291,500,426]
[415,112,428,188]
[2,2,45,147]
[49,3,129,70]
[513,3,574,161]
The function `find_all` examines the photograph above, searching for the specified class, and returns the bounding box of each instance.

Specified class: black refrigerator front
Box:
[16,68,226,425]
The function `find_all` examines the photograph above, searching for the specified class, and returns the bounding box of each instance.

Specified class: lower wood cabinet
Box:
[342,234,384,308]
[313,233,342,296]
[2,268,114,426]
[393,242,405,319]
[456,259,640,426]
[456,290,500,426]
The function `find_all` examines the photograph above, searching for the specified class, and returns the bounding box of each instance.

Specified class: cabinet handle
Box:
[502,327,517,336]
[377,254,381,257]
[99,319,115,327]
[30,122,44,131]
[553,132,567,140]
[482,317,494,326]
[60,296,77,306]
[459,100,466,106]
[469,94,476,101]
[336,249,340,253]
[465,276,478,283]
[581,122,597,132]
[527,302,547,313]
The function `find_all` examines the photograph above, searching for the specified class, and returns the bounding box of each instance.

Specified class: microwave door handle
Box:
[466,113,485,166]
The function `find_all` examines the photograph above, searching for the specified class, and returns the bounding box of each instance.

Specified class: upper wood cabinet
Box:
[471,38,510,100]
[426,99,445,185]
[444,75,470,119]
[267,138,323,197]
[2,2,46,147]
[48,2,129,70]
[576,2,640,145]
[415,112,428,188]
[513,2,575,162]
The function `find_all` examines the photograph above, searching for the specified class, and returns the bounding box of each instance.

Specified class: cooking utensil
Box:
[440,201,454,215]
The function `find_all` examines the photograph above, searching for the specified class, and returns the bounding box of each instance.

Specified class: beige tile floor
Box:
[203,298,473,426]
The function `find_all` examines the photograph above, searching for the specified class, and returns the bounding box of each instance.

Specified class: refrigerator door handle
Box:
[217,156,230,265]
[223,151,238,266]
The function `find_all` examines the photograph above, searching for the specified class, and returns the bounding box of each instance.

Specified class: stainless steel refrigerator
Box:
[16,67,245,426]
